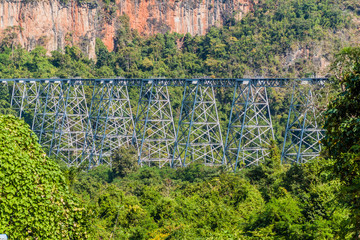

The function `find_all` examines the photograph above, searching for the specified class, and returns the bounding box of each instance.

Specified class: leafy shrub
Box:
[0,115,89,239]
[111,146,139,178]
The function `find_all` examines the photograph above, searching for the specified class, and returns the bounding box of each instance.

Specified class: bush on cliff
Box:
[0,115,89,239]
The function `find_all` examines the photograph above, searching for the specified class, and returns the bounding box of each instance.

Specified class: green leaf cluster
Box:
[0,115,89,239]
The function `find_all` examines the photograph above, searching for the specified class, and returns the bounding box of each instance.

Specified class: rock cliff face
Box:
[0,0,98,58]
[0,0,253,58]
[116,0,252,35]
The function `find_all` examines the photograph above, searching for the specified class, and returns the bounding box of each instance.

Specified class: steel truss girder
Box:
[85,81,134,167]
[281,82,325,164]
[2,78,328,87]
[133,82,176,167]
[224,81,275,171]
[172,82,224,167]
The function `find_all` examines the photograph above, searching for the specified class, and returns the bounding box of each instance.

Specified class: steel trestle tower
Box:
[133,80,177,167]
[85,80,134,167]
[281,81,325,164]
[172,80,224,167]
[32,80,63,153]
[11,80,39,120]
[224,80,275,171]
[50,80,91,167]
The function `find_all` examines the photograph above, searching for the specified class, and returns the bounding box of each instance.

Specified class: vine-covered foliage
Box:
[0,115,89,239]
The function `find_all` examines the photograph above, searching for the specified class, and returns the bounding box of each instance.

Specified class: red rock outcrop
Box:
[0,0,254,58]
[116,0,252,35]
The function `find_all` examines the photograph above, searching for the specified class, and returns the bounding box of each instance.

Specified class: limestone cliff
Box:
[0,0,253,58]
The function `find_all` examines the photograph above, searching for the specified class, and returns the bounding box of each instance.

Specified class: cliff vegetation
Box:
[0,0,358,79]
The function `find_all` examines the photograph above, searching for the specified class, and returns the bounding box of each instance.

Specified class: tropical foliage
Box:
[64,152,352,239]
[324,46,360,237]
[0,0,360,239]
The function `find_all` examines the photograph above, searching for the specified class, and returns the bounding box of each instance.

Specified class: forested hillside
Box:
[0,0,358,79]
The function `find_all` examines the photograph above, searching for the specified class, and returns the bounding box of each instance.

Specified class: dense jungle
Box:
[0,0,360,239]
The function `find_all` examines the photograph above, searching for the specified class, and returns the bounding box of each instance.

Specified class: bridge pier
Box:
[84,80,134,167]
[224,80,274,171]
[11,80,39,120]
[32,81,63,154]
[172,80,224,167]
[281,81,325,164]
[133,80,176,167]
[48,80,90,167]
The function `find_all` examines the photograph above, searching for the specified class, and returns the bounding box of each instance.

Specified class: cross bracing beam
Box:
[223,80,275,171]
[172,81,224,167]
[133,80,176,167]
[281,81,326,164]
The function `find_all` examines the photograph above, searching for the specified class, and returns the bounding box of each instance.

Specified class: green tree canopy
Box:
[324,46,360,237]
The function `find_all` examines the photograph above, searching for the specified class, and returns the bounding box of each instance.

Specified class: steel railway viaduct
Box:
[4,77,328,171]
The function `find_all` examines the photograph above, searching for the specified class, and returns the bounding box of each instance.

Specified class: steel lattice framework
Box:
[85,80,134,167]
[11,80,39,119]
[4,77,328,170]
[133,80,176,167]
[172,80,224,167]
[32,81,63,153]
[51,80,91,166]
[281,81,326,164]
[224,80,274,171]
